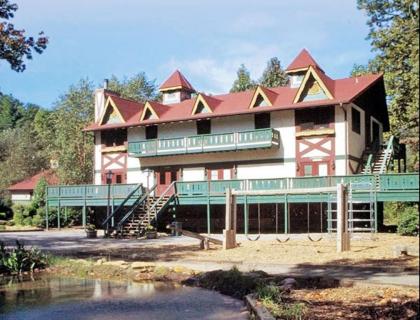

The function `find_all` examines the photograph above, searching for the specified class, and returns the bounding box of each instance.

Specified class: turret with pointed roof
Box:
[160,70,196,105]
[286,48,324,73]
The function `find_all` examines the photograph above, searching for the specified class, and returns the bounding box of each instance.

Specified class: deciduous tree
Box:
[0,0,48,72]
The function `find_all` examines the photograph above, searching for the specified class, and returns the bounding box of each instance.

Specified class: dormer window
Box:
[290,74,304,88]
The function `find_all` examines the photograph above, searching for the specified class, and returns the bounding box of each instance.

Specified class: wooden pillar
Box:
[336,183,350,252]
[223,188,236,250]
[206,198,211,235]
[45,203,49,231]
[82,206,86,228]
[244,195,249,235]
[57,204,61,230]
[284,195,288,234]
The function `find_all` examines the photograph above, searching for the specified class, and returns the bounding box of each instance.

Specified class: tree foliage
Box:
[230,64,257,93]
[259,57,289,88]
[0,0,48,72]
[107,73,159,102]
[356,0,419,169]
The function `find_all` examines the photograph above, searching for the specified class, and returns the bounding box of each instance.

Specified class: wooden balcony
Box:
[127,128,280,157]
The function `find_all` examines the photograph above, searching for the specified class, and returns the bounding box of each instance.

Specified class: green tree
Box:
[31,176,47,209]
[107,73,159,102]
[52,79,95,184]
[357,0,419,170]
[0,0,48,72]
[230,64,257,93]
[259,57,288,88]
[0,93,21,130]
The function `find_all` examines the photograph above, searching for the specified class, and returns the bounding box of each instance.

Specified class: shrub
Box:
[0,241,49,274]
[12,205,25,225]
[23,216,33,226]
[397,206,419,236]
[32,214,44,228]
[256,284,284,303]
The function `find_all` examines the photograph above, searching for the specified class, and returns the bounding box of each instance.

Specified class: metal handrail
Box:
[148,181,176,214]
[116,184,158,229]
[101,183,143,228]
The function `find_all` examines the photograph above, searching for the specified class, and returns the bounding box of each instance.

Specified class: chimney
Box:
[103,79,109,90]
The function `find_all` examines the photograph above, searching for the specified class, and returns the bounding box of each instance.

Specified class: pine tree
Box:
[230,64,257,93]
[259,57,288,88]
[357,0,419,170]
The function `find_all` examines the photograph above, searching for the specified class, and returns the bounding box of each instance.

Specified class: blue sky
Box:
[0,0,374,108]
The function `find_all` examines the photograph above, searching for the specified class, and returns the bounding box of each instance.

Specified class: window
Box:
[351,107,361,134]
[116,174,122,184]
[254,113,271,129]
[145,125,158,139]
[101,129,127,147]
[197,120,211,135]
[295,106,334,131]
[304,164,313,176]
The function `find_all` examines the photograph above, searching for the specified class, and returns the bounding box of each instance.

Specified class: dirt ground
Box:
[192,234,418,267]
[290,285,419,319]
[98,233,419,270]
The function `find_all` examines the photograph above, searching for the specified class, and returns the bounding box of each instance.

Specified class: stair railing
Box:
[116,184,157,231]
[147,181,176,226]
[379,135,395,173]
[102,183,144,233]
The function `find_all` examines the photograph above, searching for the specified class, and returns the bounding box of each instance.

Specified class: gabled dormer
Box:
[140,102,160,121]
[159,70,196,105]
[99,97,125,125]
[249,86,276,108]
[191,93,214,115]
[293,66,333,103]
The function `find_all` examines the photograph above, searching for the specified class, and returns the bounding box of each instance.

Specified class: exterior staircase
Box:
[118,194,172,237]
[102,182,175,238]
[360,136,406,175]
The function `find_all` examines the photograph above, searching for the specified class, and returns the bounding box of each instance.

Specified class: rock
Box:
[392,245,408,257]
[279,277,297,291]
[95,258,106,265]
[391,298,401,304]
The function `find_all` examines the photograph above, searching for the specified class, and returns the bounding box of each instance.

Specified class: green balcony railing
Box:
[128,128,280,157]
[47,184,141,200]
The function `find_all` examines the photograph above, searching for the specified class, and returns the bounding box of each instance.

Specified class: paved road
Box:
[1,230,417,287]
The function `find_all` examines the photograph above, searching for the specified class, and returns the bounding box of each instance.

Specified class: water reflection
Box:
[0,276,247,320]
[0,276,179,314]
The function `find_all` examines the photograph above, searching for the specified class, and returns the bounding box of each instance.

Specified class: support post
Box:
[57,204,61,230]
[64,207,68,225]
[284,195,288,234]
[206,198,211,235]
[244,195,249,235]
[223,188,236,250]
[82,205,86,228]
[336,183,350,252]
[45,203,49,231]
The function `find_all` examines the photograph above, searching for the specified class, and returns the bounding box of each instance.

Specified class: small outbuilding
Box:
[7,171,58,205]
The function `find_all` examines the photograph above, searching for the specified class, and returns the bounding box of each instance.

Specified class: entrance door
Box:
[101,170,126,184]
[156,169,178,196]
[300,161,330,177]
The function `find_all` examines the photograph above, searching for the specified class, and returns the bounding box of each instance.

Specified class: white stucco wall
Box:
[334,105,347,175]
[183,167,206,181]
[11,192,32,202]
[237,162,295,179]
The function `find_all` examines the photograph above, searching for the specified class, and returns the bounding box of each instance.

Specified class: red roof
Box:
[8,171,59,191]
[159,70,195,92]
[286,49,323,72]
[84,49,386,132]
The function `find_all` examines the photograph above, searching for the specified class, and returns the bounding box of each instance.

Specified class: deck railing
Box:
[47,184,141,199]
[128,128,280,157]
[46,173,419,203]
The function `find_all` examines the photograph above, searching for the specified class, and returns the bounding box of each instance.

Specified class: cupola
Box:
[159,70,196,105]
